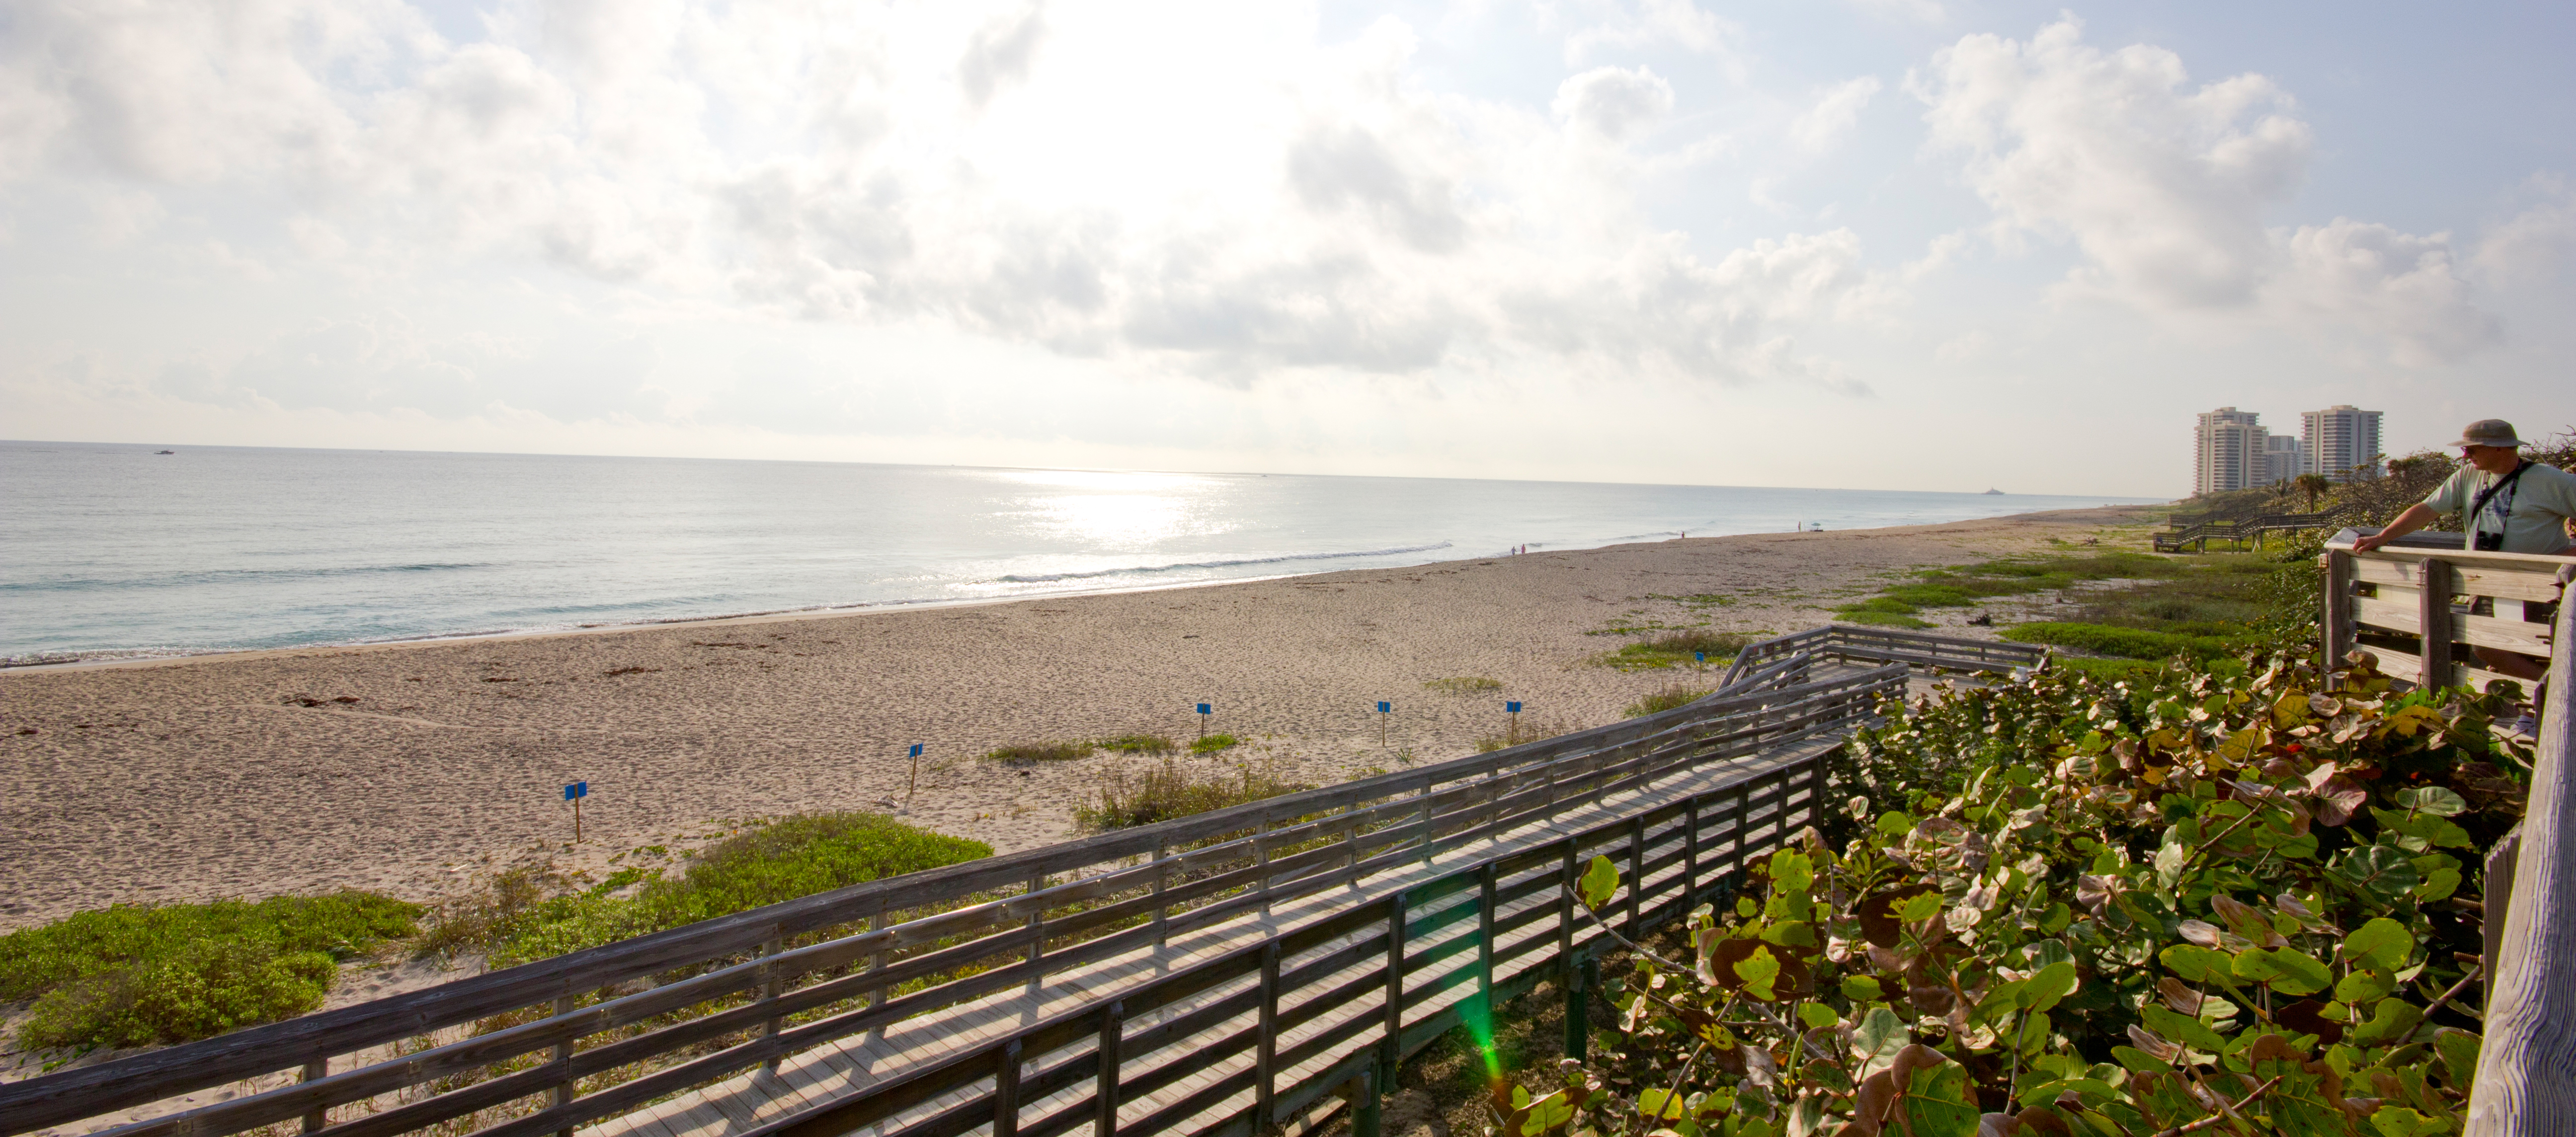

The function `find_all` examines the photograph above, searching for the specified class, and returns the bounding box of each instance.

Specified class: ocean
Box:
[0,441,2154,665]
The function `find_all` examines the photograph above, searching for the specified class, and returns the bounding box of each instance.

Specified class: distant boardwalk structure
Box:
[1,628,2043,1137]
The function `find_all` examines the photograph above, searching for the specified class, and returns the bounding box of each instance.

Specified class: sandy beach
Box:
[0,505,2154,930]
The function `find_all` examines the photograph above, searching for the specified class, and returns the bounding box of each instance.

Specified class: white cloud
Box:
[1915,16,2498,363]
[1786,76,1880,153]
[1552,66,1675,141]
[2475,178,2576,285]
[1561,0,1740,72]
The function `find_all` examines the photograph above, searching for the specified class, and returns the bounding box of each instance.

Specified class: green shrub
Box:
[2001,620,2246,661]
[1622,683,1710,718]
[1422,677,1503,695]
[1190,733,1240,755]
[0,891,420,1050]
[1477,716,1577,754]
[1074,759,1310,830]
[1592,629,1749,671]
[1519,651,2524,1137]
[1097,734,1178,755]
[983,741,1095,763]
[19,940,340,1050]
[430,814,992,970]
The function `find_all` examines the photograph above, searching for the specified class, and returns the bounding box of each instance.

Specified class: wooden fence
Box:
[2321,532,2575,1134]
[2,628,2041,1137]
[1717,623,2047,689]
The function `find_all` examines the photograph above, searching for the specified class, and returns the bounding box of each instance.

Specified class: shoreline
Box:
[0,503,2164,930]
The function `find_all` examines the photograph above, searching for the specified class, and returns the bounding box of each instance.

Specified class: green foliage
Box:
[1073,759,1310,830]
[983,741,1096,763]
[1592,629,1750,671]
[1624,683,1712,718]
[1191,733,1241,755]
[1425,677,1505,695]
[431,814,990,970]
[2000,621,2246,661]
[1518,651,2527,1136]
[0,891,420,1050]
[1098,734,1178,756]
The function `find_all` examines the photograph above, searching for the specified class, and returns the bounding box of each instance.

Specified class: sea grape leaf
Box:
[2138,1004,2226,1053]
[2433,1027,2479,1092]
[2336,968,2396,1005]
[1731,944,1782,1002]
[2342,918,2414,972]
[1852,1006,1909,1080]
[2328,845,2420,907]
[1579,856,1620,910]
[2024,961,2079,1013]
[1901,1060,1982,1137]
[2159,944,2233,984]
[2350,999,2423,1046]
[2018,1009,2053,1056]
[2234,947,2332,995]
[2368,1106,2444,1137]
[1636,1088,1685,1120]
[1842,975,1884,1002]
[2393,786,2468,817]
[1797,1002,1839,1029]
[1770,849,1814,893]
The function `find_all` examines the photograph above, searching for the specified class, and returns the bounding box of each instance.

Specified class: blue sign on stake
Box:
[1506,701,1522,714]
[564,781,587,801]
[1197,703,1212,715]
[908,743,924,758]
[1695,651,1706,664]
[1376,701,1392,714]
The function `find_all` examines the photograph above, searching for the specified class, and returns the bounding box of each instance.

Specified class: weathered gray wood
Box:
[2326,549,2356,671]
[2419,558,2455,690]
[2468,588,2576,1134]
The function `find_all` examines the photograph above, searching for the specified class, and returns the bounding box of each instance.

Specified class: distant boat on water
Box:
[155,450,175,455]
[1982,488,2003,495]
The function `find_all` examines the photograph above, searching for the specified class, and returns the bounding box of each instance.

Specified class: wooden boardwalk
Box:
[603,731,1841,1137]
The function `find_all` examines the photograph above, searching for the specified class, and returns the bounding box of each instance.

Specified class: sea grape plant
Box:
[1492,651,2527,1137]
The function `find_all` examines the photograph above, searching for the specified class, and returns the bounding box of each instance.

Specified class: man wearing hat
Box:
[2354,418,2576,683]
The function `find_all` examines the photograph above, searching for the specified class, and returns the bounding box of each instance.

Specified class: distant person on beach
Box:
[2352,418,2576,684]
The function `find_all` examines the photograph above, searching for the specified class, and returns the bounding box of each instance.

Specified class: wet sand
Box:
[0,505,2156,930]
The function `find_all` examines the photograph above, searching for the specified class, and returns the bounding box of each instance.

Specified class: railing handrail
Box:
[1716,623,2047,689]
[0,630,1989,1135]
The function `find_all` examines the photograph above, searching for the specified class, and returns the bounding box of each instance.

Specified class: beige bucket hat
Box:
[2452,419,2522,448]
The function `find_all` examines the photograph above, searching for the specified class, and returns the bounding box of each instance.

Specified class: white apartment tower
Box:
[2303,405,2384,482]
[2264,434,2309,485]
[2194,407,2267,495]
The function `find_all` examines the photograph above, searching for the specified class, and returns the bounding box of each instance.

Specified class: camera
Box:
[2474,531,2505,551]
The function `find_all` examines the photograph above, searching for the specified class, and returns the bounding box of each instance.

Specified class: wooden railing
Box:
[2154,503,2354,553]
[2,628,1967,1137]
[2319,530,2572,693]
[1717,624,2048,689]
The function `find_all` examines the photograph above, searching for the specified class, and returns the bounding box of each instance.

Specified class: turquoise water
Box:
[0,441,2151,664]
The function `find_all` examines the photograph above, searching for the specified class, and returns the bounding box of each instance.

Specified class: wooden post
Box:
[1257,816,1273,915]
[1096,1001,1125,1137]
[1557,839,1577,965]
[1625,817,1645,937]
[1564,956,1598,1061]
[1477,863,1497,1020]
[1255,943,1281,1130]
[2468,592,2576,1133]
[1024,873,1046,993]
[1380,891,1408,1091]
[758,936,784,1074]
[2485,824,2521,1012]
[2419,558,2454,690]
[1684,796,1701,907]
[868,899,888,1039]
[994,1039,1024,1137]
[299,1060,327,1134]
[1150,839,1169,949]
[2324,549,2356,678]
[1417,784,1434,867]
[551,994,575,1137]
[1352,1066,1382,1137]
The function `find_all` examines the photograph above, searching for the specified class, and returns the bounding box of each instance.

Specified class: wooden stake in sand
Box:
[1376,701,1392,747]
[1506,700,1521,740]
[904,743,924,805]
[1196,702,1211,739]
[563,781,588,843]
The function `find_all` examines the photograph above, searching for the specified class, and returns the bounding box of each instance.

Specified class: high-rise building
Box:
[2195,407,2267,495]
[2303,405,2384,482]
[2263,434,2308,486]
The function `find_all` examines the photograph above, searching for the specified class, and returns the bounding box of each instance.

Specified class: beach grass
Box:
[1590,628,1748,671]
[1098,734,1179,756]
[1074,759,1310,831]
[1421,676,1503,695]
[1476,716,1576,753]
[1189,733,1241,755]
[2,892,423,1049]
[430,813,990,970]
[1623,682,1711,718]
[983,741,1097,764]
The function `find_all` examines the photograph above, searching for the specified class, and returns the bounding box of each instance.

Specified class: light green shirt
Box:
[2420,461,2576,554]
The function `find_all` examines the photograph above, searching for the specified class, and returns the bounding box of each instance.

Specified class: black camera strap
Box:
[2467,459,2530,533]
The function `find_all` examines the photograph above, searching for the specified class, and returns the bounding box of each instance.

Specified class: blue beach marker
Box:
[1376,701,1392,747]
[1506,701,1522,739]
[564,781,588,843]
[1197,702,1212,740]
[905,744,925,805]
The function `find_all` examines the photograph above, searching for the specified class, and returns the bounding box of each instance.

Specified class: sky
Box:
[2,0,2570,499]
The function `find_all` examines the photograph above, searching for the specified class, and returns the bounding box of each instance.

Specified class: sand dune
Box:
[0,506,2150,929]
